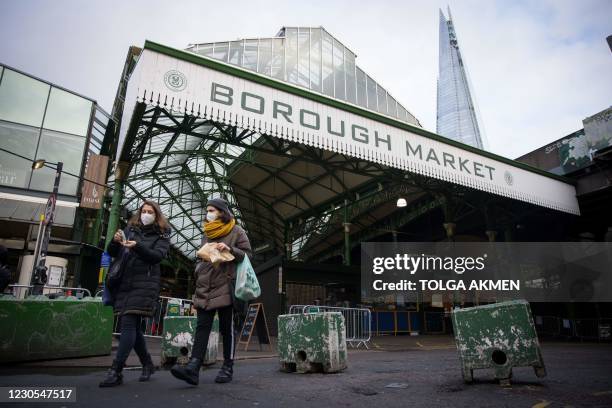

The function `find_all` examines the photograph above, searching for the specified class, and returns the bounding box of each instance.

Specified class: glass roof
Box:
[119,109,250,258]
[185,26,421,127]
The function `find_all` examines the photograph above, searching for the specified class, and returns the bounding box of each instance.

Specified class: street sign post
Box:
[30,162,63,295]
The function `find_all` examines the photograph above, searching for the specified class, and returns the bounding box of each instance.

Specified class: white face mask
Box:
[206,212,218,222]
[141,213,156,226]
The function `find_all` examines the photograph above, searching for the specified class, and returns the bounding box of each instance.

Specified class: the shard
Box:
[437,7,485,149]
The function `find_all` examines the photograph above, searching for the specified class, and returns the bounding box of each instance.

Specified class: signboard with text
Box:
[80,154,109,209]
[118,42,580,215]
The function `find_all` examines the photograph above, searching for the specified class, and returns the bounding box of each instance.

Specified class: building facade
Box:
[0,63,112,293]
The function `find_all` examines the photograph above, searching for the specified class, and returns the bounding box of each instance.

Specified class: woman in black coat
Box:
[99,200,171,387]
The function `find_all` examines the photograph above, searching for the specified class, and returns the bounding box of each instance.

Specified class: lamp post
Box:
[30,159,63,295]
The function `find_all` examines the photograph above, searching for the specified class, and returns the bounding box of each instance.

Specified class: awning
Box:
[119,41,579,215]
[114,40,580,258]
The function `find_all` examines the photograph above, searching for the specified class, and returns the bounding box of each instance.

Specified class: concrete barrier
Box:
[277,312,347,373]
[452,300,546,385]
[160,315,218,367]
[0,296,113,363]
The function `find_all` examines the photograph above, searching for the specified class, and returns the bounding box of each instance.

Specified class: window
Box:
[333,40,345,100]
[397,104,408,122]
[43,87,92,136]
[297,28,310,87]
[285,28,298,84]
[257,39,272,76]
[0,69,49,127]
[0,120,39,188]
[377,85,387,115]
[356,67,367,108]
[197,44,214,58]
[243,40,258,71]
[271,38,284,80]
[387,95,398,118]
[212,42,229,63]
[366,75,377,111]
[228,41,243,66]
[345,50,356,104]
[29,129,86,195]
[321,31,334,97]
[310,28,322,93]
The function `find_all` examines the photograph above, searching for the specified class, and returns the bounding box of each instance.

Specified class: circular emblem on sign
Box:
[164,70,187,92]
[504,170,514,186]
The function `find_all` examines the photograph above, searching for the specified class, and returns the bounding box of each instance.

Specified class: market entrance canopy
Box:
[118,41,579,214]
[114,41,580,257]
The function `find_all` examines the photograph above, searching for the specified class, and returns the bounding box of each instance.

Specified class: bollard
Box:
[451,299,546,385]
[277,312,347,373]
[161,315,219,368]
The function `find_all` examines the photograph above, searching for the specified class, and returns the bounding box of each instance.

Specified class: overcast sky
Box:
[1,0,610,159]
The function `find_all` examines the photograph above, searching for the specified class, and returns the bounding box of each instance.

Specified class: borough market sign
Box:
[117,41,580,215]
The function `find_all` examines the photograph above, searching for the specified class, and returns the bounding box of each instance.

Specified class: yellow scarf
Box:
[203,218,235,239]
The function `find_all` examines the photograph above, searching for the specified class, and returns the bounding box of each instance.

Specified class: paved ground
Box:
[1,337,611,407]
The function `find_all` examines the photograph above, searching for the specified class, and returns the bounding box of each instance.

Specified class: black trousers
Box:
[191,305,235,362]
[115,314,149,365]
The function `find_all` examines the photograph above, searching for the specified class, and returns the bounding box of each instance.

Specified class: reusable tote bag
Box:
[234,254,261,301]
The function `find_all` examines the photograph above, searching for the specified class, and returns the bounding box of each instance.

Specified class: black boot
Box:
[99,360,124,387]
[139,354,155,382]
[215,360,233,383]
[170,357,202,386]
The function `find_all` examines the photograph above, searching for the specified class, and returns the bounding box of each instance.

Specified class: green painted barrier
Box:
[0,296,113,363]
[452,300,547,385]
[161,315,218,368]
[277,312,347,373]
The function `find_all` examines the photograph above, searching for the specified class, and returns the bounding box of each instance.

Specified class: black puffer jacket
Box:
[107,223,171,316]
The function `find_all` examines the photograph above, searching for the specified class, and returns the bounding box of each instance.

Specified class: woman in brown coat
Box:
[171,198,251,386]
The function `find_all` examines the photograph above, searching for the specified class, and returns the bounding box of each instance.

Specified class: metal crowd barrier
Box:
[574,318,612,341]
[534,315,612,342]
[534,315,562,337]
[288,304,372,349]
[6,284,92,299]
[111,296,194,338]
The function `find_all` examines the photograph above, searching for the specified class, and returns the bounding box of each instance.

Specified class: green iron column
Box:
[104,161,129,251]
[90,204,105,247]
[342,199,351,266]
[283,222,290,259]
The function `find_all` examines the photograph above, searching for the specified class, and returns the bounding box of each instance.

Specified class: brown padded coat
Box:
[192,224,252,310]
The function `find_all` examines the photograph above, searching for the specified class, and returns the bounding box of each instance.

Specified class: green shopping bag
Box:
[235,254,261,301]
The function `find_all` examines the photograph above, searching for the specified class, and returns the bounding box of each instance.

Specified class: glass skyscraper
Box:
[437,8,484,149]
[186,27,421,127]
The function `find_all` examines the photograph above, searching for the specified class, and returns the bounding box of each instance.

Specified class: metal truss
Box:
[118,103,509,261]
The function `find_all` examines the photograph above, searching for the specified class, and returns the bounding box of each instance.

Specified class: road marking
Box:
[531,400,551,408]
[414,341,454,350]
[592,390,612,396]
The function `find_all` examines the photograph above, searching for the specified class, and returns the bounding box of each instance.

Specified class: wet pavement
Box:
[1,339,611,407]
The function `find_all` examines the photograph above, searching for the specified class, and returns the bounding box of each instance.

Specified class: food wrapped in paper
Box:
[196,242,235,267]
